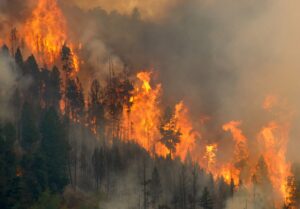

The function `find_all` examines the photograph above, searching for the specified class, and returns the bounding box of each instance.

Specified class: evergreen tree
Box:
[88,79,105,140]
[10,28,18,56]
[149,166,162,208]
[92,147,105,190]
[1,44,10,56]
[30,190,61,209]
[15,48,24,69]
[65,77,84,120]
[0,122,17,209]
[40,108,69,192]
[199,187,213,209]
[20,102,39,152]
[24,55,40,102]
[190,164,199,209]
[252,156,274,209]
[159,106,181,158]
[61,44,75,77]
[45,66,61,109]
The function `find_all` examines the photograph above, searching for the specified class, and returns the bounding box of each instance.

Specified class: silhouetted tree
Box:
[20,102,39,152]
[149,166,162,208]
[65,77,84,120]
[10,28,18,56]
[15,48,23,69]
[88,79,105,141]
[40,108,69,192]
[24,55,40,102]
[61,44,75,77]
[92,147,105,191]
[0,122,17,209]
[200,187,213,209]
[159,106,181,158]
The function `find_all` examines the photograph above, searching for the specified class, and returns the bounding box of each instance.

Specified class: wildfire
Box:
[221,121,249,185]
[137,72,152,93]
[174,101,199,160]
[123,72,199,159]
[263,94,278,111]
[203,144,217,174]
[21,0,80,71]
[122,71,165,156]
[0,0,296,207]
[124,73,295,208]
[258,121,294,207]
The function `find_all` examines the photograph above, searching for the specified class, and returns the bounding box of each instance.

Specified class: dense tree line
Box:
[0,43,298,209]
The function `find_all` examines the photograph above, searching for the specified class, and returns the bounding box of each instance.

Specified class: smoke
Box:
[0,53,18,120]
[62,0,183,21]
[0,51,29,120]
[2,0,300,205]
[60,0,268,121]
[1,0,298,159]
[0,0,36,36]
[60,3,300,204]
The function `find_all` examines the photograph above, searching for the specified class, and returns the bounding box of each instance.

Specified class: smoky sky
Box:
[2,0,300,158]
[59,0,270,119]
[59,0,300,160]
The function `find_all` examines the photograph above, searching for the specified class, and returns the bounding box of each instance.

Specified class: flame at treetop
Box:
[21,0,80,71]
[203,143,218,174]
[122,71,166,156]
[123,73,296,208]
[173,101,199,160]
[123,71,199,159]
[256,95,295,208]
[221,120,249,185]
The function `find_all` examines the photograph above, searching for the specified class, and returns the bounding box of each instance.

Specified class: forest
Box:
[0,38,299,209]
[1,0,300,209]
[0,43,236,209]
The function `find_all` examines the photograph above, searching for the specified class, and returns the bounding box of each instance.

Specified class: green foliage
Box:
[20,102,39,152]
[30,190,61,209]
[40,107,69,192]
[0,122,17,209]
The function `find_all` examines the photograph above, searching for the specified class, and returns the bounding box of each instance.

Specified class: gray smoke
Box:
[0,48,31,120]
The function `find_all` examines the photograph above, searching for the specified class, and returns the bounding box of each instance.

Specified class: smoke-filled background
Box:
[1,0,300,208]
[59,0,300,160]
[2,0,299,118]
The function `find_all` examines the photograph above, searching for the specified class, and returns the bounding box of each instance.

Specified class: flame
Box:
[21,0,80,71]
[263,94,278,111]
[122,74,295,208]
[137,72,152,93]
[257,121,294,207]
[174,101,198,160]
[259,95,295,207]
[122,71,166,156]
[203,143,217,174]
[122,72,199,159]
[221,121,249,185]
[0,0,295,206]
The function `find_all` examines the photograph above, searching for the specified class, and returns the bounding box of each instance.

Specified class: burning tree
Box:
[159,106,182,158]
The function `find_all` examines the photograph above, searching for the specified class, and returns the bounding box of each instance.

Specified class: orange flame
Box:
[21,0,79,71]
[174,101,199,160]
[258,121,294,207]
[122,72,200,159]
[122,71,166,156]
[203,143,217,174]
[221,121,249,185]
